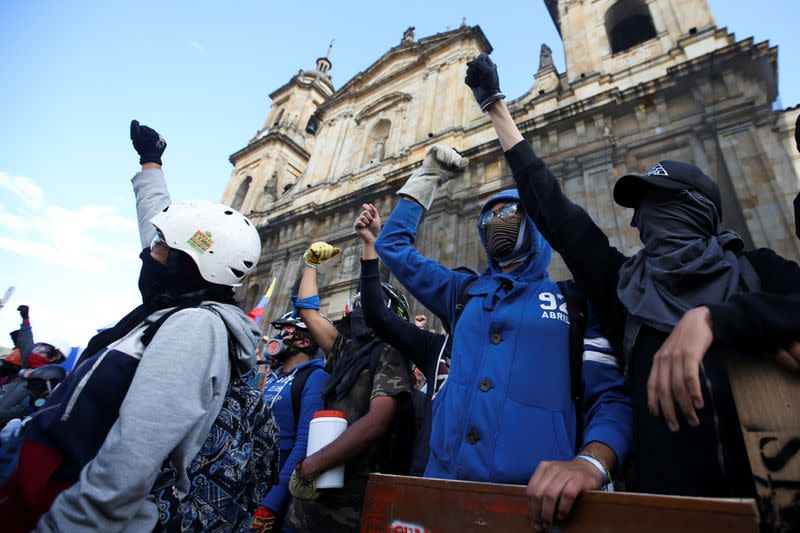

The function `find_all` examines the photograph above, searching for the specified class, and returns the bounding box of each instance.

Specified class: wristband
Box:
[302,251,318,269]
[292,294,321,311]
[576,454,610,486]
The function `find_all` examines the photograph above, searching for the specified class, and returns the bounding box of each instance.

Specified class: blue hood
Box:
[477,189,552,283]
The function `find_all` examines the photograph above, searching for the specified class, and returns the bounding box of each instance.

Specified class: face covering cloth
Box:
[617,190,744,332]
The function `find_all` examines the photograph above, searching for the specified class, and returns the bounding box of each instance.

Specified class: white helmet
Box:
[150,200,261,287]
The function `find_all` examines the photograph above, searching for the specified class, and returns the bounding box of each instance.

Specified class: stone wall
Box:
[225,6,800,334]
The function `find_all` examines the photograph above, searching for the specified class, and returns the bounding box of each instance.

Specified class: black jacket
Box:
[360,258,445,475]
[504,139,800,496]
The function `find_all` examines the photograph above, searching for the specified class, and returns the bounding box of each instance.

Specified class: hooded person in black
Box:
[465,53,800,498]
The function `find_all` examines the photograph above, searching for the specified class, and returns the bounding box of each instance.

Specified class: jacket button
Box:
[466,429,479,444]
[490,333,502,344]
[479,379,492,392]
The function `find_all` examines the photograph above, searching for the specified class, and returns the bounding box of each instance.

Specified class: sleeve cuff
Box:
[707,302,748,348]
[503,140,539,176]
[582,426,630,467]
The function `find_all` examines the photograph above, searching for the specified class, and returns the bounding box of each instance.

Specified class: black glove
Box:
[17,305,29,321]
[130,119,167,165]
[794,192,799,240]
[465,53,506,112]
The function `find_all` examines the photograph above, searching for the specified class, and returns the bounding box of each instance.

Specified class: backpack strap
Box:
[451,276,478,333]
[290,364,317,426]
[141,305,235,373]
[557,280,588,451]
[140,306,189,347]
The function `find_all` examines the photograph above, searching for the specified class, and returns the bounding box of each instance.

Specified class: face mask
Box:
[485,216,522,259]
[633,190,718,256]
[138,248,171,304]
[137,248,211,305]
[264,338,302,364]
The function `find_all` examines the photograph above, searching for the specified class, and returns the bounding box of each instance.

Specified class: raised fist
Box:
[17,305,29,320]
[303,241,341,268]
[397,145,469,210]
[354,204,382,244]
[465,53,505,112]
[130,119,167,165]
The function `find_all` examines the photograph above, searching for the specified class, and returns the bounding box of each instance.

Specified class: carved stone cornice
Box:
[229,130,310,165]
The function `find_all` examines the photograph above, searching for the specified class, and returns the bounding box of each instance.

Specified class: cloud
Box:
[0,171,44,209]
[0,172,139,273]
[190,40,204,52]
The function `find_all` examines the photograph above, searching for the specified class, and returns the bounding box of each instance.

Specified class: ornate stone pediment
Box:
[354,92,413,125]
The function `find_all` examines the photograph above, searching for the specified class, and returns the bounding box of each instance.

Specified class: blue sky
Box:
[1,0,798,346]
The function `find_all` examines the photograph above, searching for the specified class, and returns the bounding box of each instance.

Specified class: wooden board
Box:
[728,359,800,530]
[360,474,758,533]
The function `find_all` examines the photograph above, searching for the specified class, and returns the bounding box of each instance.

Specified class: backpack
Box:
[145,305,280,533]
[451,278,588,449]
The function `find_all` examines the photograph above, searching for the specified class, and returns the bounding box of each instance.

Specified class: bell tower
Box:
[222,51,335,220]
[544,0,728,87]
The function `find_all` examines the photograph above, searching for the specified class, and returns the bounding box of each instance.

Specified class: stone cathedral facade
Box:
[221,0,800,330]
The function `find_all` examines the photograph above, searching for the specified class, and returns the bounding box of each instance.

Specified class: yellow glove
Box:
[303,241,341,268]
[289,464,319,500]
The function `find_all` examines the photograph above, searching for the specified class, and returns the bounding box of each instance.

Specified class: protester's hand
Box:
[647,306,711,432]
[397,146,468,210]
[130,119,167,165]
[775,342,800,372]
[421,145,468,176]
[354,204,381,244]
[248,506,276,533]
[289,462,319,501]
[17,305,29,321]
[414,314,427,329]
[465,53,506,112]
[527,458,603,531]
[303,241,341,268]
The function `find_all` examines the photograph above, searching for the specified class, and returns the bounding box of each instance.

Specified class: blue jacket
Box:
[375,192,632,484]
[260,358,328,514]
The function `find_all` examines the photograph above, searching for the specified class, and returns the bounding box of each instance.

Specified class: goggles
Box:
[277,326,296,338]
[479,202,520,230]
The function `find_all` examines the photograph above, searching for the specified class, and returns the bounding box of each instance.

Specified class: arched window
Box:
[305,114,320,135]
[605,0,657,54]
[231,176,252,211]
[273,108,285,127]
[362,119,391,167]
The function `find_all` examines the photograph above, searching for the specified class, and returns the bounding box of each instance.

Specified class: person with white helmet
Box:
[0,120,266,532]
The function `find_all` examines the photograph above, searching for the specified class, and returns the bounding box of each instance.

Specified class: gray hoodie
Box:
[36,168,260,532]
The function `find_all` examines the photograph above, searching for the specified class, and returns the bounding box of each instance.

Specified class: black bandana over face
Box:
[485,216,522,260]
[617,190,743,332]
[137,248,211,306]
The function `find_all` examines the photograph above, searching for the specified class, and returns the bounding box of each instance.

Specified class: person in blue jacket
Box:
[374,145,632,532]
[249,313,328,533]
